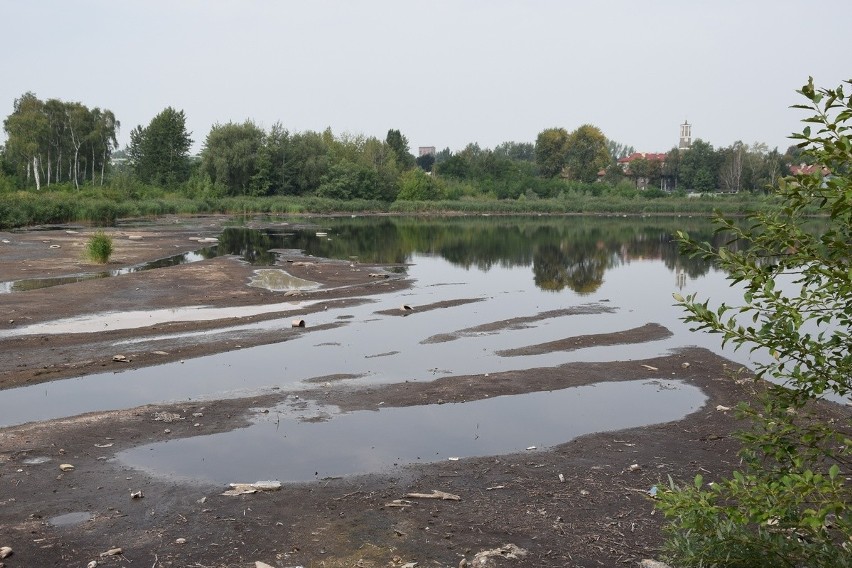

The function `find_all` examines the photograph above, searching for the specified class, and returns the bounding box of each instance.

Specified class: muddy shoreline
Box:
[1,216,847,568]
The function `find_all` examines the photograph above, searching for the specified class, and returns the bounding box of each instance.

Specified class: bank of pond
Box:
[0,188,789,229]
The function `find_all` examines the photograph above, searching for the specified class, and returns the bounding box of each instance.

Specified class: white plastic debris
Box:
[222,481,282,496]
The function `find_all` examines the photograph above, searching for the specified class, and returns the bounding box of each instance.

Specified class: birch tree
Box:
[3,93,48,190]
[719,140,745,192]
[66,103,90,190]
[3,93,118,189]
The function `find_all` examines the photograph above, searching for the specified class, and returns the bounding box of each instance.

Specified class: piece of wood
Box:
[405,490,461,501]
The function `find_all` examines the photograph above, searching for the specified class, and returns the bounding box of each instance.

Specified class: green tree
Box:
[662,147,681,191]
[316,158,384,200]
[434,147,452,164]
[606,139,635,161]
[283,130,330,195]
[627,157,661,189]
[784,143,804,168]
[415,152,435,172]
[657,78,852,568]
[43,98,69,185]
[65,102,93,190]
[494,141,535,162]
[740,143,786,193]
[359,136,400,201]
[564,124,610,183]
[535,127,569,178]
[601,162,626,185]
[263,121,289,194]
[88,108,120,185]
[435,149,472,179]
[719,140,746,193]
[678,138,720,191]
[129,107,192,186]
[396,168,445,200]
[386,129,415,170]
[3,92,48,189]
[4,94,118,189]
[201,120,266,195]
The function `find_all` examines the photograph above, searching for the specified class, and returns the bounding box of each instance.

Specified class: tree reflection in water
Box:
[303,216,728,294]
[218,216,814,293]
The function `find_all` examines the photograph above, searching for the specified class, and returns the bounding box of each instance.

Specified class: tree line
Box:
[1,92,804,199]
[2,92,119,190]
[612,140,790,193]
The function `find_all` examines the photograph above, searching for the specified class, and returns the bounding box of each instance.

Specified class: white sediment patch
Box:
[248,269,321,292]
[0,300,322,337]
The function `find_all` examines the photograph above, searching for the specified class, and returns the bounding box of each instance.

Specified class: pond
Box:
[0,216,755,482]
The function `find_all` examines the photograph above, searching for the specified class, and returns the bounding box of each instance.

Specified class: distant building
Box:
[679,121,692,150]
[789,163,828,176]
[613,122,695,191]
[418,146,436,157]
[617,152,672,191]
[617,152,667,171]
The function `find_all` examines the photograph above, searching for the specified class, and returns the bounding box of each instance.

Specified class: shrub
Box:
[657,78,852,568]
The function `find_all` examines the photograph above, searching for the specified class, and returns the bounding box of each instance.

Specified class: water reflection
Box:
[3,216,798,426]
[118,378,707,484]
[292,217,733,294]
[216,227,288,265]
[0,217,748,295]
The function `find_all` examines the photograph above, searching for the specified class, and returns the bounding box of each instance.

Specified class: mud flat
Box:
[1,217,848,567]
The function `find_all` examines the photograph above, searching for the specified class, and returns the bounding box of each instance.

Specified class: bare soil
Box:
[0,217,847,568]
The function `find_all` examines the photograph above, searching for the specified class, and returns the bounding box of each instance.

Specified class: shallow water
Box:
[0,216,767,480]
[0,218,749,429]
[119,378,706,484]
[0,249,214,294]
[0,299,319,337]
[48,511,94,527]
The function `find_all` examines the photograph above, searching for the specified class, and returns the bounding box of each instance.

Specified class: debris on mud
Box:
[222,480,283,496]
[404,489,461,501]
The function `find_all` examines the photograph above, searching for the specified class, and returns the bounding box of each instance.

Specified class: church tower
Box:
[679,121,692,150]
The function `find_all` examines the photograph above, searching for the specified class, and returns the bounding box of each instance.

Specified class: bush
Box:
[85,231,114,264]
[658,78,852,567]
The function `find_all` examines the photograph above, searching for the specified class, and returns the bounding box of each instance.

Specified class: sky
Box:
[1,1,850,156]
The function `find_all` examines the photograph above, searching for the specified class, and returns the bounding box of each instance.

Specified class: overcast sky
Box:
[1,1,849,155]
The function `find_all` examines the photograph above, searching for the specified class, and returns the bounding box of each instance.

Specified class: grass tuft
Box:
[85,231,114,264]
